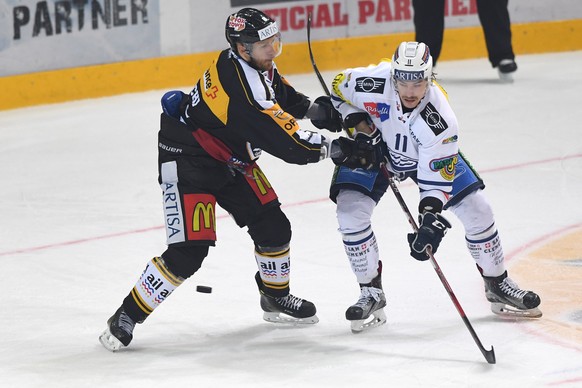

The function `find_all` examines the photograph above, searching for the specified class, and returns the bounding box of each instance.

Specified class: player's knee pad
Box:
[247,205,291,248]
[448,190,495,236]
[161,245,209,279]
[336,189,376,234]
[342,226,381,284]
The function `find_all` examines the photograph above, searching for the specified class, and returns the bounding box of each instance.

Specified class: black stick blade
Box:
[483,346,496,364]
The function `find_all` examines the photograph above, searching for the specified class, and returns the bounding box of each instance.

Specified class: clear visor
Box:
[247,32,283,58]
[394,78,428,89]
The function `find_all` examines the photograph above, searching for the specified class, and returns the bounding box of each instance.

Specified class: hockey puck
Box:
[196,285,212,294]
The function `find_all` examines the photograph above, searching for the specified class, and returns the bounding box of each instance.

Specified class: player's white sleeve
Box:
[414,86,460,195]
[330,70,366,119]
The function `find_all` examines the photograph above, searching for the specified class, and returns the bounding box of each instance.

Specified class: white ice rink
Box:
[1,51,582,387]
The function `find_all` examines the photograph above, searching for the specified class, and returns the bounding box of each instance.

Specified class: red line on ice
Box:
[2,153,581,257]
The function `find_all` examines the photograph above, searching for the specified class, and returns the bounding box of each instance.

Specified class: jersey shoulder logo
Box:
[332,72,351,104]
[420,102,448,136]
[355,77,386,93]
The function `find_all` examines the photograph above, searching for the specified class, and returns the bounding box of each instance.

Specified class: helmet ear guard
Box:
[391,41,433,82]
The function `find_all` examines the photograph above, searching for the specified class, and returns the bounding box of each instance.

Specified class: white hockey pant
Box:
[336,189,380,284]
[448,190,505,277]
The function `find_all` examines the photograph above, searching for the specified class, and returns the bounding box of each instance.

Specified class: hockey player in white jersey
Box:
[327,41,541,332]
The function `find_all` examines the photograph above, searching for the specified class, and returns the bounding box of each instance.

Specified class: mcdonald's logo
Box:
[252,167,273,195]
[193,202,215,232]
[183,193,217,242]
[243,164,278,205]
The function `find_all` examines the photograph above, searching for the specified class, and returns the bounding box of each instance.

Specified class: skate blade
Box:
[350,309,387,334]
[498,71,514,83]
[491,303,542,318]
[99,328,124,352]
[263,312,319,325]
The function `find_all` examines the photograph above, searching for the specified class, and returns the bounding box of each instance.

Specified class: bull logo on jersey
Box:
[355,77,386,93]
[430,154,457,181]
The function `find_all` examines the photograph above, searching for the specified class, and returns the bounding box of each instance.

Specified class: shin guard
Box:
[255,245,291,297]
[466,225,505,277]
[342,227,380,284]
[129,256,185,320]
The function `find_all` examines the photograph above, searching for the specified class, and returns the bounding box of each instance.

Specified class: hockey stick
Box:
[306,14,330,97]
[382,175,496,364]
[306,14,496,365]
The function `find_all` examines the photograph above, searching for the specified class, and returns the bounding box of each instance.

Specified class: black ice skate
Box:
[497,59,517,82]
[483,271,542,318]
[255,272,318,324]
[99,306,137,352]
[345,273,387,333]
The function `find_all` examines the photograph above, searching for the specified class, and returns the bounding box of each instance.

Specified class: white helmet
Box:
[391,41,433,82]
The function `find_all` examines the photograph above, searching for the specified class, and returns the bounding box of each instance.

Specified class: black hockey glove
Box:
[407,212,452,261]
[310,96,343,132]
[330,129,384,170]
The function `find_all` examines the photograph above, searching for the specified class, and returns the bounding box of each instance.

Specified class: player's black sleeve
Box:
[273,74,311,119]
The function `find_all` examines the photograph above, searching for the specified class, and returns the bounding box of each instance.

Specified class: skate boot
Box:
[483,271,542,318]
[99,306,137,352]
[497,59,517,82]
[345,273,387,333]
[255,272,319,324]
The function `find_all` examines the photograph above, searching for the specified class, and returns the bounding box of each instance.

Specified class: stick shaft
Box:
[306,15,495,364]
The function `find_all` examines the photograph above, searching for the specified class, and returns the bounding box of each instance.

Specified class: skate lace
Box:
[499,278,528,299]
[118,311,136,334]
[355,287,383,307]
[276,294,303,311]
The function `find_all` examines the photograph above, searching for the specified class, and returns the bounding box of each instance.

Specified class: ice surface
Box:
[1,51,581,387]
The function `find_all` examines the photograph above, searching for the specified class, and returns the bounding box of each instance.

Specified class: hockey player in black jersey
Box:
[99,8,383,352]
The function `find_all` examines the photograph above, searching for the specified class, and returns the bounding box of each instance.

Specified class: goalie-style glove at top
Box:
[309,96,343,132]
[329,129,384,170]
[407,212,452,261]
